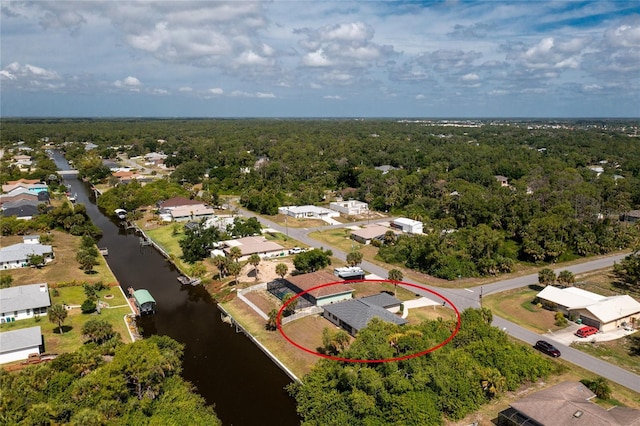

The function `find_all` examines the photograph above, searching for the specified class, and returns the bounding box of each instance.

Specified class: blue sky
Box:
[1,1,639,118]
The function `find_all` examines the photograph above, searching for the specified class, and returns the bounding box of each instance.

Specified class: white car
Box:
[289,247,303,254]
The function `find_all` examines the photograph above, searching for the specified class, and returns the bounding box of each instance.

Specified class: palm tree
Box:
[266,309,279,331]
[332,330,351,353]
[212,255,227,278]
[388,268,403,296]
[248,254,261,281]
[227,261,241,286]
[538,268,556,287]
[275,263,288,280]
[229,246,242,263]
[557,270,575,286]
[48,304,68,334]
[346,250,363,267]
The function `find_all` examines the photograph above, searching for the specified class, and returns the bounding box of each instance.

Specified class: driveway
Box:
[544,324,638,346]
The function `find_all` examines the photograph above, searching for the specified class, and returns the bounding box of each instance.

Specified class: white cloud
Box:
[461,73,480,81]
[114,76,142,91]
[208,88,224,95]
[415,94,426,100]
[323,95,343,100]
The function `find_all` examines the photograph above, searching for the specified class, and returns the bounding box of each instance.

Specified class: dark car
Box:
[534,340,561,357]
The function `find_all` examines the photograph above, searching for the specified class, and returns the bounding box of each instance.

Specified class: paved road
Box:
[238,207,640,393]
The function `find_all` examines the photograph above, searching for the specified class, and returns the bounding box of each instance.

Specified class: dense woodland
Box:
[0,335,220,425]
[289,308,554,425]
[3,118,640,279]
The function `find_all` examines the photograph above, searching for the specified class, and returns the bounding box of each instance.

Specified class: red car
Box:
[575,326,598,338]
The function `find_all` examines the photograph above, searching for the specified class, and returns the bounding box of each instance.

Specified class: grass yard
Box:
[0,284,133,356]
[406,305,457,325]
[482,286,562,333]
[1,231,118,286]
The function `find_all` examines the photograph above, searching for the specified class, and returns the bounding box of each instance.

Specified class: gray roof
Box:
[0,326,42,353]
[1,204,39,218]
[0,243,52,263]
[360,293,402,308]
[323,297,407,333]
[0,283,51,312]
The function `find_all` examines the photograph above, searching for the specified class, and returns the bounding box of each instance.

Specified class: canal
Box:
[51,151,300,425]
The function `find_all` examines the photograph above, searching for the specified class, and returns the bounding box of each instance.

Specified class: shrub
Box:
[81,298,97,314]
[554,311,567,327]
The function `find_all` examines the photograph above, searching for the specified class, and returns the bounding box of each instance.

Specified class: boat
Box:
[177,275,201,286]
[68,193,77,203]
[114,208,127,220]
[98,247,108,256]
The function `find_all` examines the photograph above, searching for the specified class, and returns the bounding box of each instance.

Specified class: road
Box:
[238,207,640,393]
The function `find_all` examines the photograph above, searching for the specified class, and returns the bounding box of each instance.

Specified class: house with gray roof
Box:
[0,326,43,364]
[0,283,51,323]
[498,381,640,426]
[0,243,54,269]
[323,293,407,336]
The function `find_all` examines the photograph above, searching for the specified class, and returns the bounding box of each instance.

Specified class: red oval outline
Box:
[276,279,461,363]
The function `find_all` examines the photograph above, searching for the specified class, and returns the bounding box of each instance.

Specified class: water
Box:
[50,151,300,425]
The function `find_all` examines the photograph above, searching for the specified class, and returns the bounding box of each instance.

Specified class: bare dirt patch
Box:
[406,306,456,325]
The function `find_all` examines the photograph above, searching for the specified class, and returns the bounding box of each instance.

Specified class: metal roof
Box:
[133,289,156,305]
[0,283,51,313]
[0,243,53,264]
[0,326,42,353]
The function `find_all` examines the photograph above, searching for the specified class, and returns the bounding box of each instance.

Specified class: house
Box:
[278,205,340,221]
[391,217,423,234]
[498,381,640,426]
[536,286,640,331]
[1,201,40,220]
[221,236,285,261]
[375,165,398,174]
[0,326,43,364]
[0,242,54,269]
[622,210,640,223]
[0,283,51,323]
[2,178,41,193]
[170,204,216,222]
[23,235,40,244]
[350,224,392,245]
[0,187,39,207]
[329,200,369,216]
[494,175,509,187]
[158,197,205,210]
[323,294,407,336]
[143,152,167,165]
[281,270,355,307]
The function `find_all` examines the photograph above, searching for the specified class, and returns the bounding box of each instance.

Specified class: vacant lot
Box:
[482,286,561,333]
[2,231,117,286]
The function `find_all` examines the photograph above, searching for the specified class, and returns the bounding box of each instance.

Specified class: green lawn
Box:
[571,337,640,375]
[0,284,133,355]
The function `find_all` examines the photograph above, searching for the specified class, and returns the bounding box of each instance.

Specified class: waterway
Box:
[50,151,300,425]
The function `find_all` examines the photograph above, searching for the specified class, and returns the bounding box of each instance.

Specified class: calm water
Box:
[51,151,300,425]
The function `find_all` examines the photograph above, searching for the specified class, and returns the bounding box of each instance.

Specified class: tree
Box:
[557,270,575,286]
[189,262,207,278]
[27,254,45,268]
[266,309,279,331]
[229,246,242,263]
[581,377,611,400]
[48,303,68,334]
[346,250,363,267]
[77,250,99,273]
[82,319,116,344]
[275,263,288,279]
[227,261,241,285]
[282,293,298,316]
[211,255,228,278]
[0,273,13,289]
[248,254,261,281]
[81,298,97,314]
[293,248,332,273]
[388,268,403,296]
[538,268,556,287]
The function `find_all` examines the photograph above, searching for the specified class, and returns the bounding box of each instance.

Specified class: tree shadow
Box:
[53,325,73,334]
[528,284,544,292]
[84,270,98,275]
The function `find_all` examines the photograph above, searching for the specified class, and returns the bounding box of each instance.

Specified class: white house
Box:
[329,200,369,216]
[278,205,340,220]
[0,326,42,364]
[0,243,54,269]
[536,286,640,332]
[221,236,286,261]
[0,283,51,323]
[391,217,423,234]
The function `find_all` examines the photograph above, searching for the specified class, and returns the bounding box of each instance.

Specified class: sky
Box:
[1,1,639,118]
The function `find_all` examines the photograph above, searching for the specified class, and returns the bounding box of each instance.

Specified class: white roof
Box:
[0,283,51,312]
[279,205,335,215]
[0,243,53,264]
[584,295,640,323]
[393,217,422,226]
[536,286,607,309]
[222,236,284,256]
[0,326,42,353]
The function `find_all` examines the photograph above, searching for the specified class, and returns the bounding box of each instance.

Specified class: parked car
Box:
[575,326,598,338]
[289,247,303,254]
[534,340,561,357]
